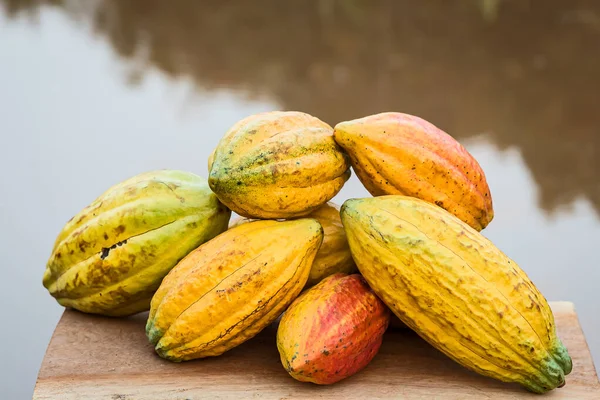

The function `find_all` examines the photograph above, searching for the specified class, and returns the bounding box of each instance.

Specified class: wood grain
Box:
[33,302,599,399]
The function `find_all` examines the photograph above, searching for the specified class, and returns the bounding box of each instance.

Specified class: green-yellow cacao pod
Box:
[209,111,351,219]
[43,170,230,316]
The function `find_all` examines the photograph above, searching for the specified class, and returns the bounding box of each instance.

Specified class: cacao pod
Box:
[146,219,323,361]
[334,112,493,231]
[229,202,356,287]
[277,273,390,385]
[209,111,351,219]
[43,170,231,317]
[341,195,572,393]
[302,202,357,286]
[277,273,390,384]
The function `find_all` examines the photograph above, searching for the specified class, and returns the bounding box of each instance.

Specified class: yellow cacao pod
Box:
[229,202,356,287]
[43,170,231,316]
[300,202,357,286]
[334,112,493,231]
[341,196,572,394]
[146,219,323,361]
[209,111,351,219]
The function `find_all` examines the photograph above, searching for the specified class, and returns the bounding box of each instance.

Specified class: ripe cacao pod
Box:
[146,219,323,361]
[209,111,351,219]
[43,170,231,317]
[277,273,390,384]
[302,203,357,286]
[334,112,493,231]
[229,202,356,287]
[341,195,572,393]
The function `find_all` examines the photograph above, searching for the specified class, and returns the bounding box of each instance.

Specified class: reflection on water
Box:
[1,1,599,398]
[3,0,599,216]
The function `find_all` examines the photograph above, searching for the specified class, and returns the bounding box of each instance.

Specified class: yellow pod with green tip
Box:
[146,219,323,361]
[341,195,572,394]
[209,111,351,219]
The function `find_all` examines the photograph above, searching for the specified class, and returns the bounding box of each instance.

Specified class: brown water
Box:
[1,1,598,397]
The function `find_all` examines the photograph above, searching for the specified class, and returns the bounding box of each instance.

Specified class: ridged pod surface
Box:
[146,219,323,361]
[277,273,390,384]
[230,202,356,287]
[43,170,231,317]
[209,111,351,219]
[301,203,357,286]
[341,196,572,394]
[334,112,493,231]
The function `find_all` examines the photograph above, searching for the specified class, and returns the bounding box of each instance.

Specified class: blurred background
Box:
[0,0,598,397]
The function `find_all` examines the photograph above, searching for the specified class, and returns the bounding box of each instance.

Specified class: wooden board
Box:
[33,302,599,399]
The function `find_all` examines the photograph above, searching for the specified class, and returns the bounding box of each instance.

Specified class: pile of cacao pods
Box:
[43,111,572,394]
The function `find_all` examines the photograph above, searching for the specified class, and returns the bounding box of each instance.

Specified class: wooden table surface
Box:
[33,302,599,399]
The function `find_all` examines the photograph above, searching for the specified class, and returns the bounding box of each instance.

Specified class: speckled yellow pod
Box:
[209,111,351,219]
[146,219,323,361]
[229,202,356,287]
[334,112,493,231]
[341,196,572,394]
[43,170,231,317]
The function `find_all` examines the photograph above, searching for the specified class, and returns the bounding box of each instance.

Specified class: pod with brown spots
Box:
[277,273,390,384]
[209,111,351,219]
[229,202,356,287]
[341,196,572,393]
[43,170,231,316]
[146,219,323,361]
[334,112,493,230]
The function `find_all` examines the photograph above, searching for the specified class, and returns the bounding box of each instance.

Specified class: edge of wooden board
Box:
[33,301,599,399]
[552,301,599,384]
